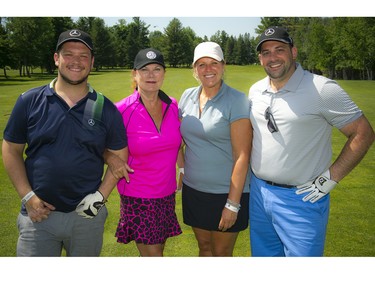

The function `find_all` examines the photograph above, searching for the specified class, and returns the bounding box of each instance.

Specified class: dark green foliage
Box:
[1,17,373,79]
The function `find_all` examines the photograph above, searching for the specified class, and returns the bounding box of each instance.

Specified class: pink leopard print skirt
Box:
[115,193,182,245]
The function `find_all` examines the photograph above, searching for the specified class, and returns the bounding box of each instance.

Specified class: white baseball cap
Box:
[193,42,224,65]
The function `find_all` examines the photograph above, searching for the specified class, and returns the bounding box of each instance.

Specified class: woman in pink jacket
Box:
[111,48,183,256]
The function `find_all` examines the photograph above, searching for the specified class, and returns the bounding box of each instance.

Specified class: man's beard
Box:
[265,65,288,80]
[60,72,89,85]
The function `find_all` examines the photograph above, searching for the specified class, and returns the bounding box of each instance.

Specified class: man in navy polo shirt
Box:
[2,29,128,256]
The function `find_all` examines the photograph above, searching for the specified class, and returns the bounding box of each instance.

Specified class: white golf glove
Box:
[296,170,337,203]
[76,191,105,219]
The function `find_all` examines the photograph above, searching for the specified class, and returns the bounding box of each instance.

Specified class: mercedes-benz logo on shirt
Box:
[88,119,95,126]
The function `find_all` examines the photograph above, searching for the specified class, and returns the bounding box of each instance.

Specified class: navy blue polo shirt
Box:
[3,79,127,213]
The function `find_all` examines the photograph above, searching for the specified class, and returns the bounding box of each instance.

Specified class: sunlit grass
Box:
[0,66,374,257]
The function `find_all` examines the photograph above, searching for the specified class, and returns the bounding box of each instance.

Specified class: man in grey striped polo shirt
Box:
[248,26,374,257]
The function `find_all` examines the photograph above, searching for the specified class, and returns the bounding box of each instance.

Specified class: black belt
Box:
[265,180,295,188]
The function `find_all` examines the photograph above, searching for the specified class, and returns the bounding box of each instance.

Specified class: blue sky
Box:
[102,17,261,38]
[3,1,369,17]
[3,1,370,40]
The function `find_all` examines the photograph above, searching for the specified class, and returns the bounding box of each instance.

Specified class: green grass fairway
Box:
[0,65,374,256]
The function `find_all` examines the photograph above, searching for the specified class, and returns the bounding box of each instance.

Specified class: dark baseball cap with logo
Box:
[134,48,165,69]
[256,26,293,52]
[56,29,94,51]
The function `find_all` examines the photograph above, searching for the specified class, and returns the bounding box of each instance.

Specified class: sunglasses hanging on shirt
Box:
[264,106,279,133]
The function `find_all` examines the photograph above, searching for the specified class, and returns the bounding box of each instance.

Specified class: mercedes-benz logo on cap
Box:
[69,30,81,37]
[146,51,157,59]
[265,28,275,36]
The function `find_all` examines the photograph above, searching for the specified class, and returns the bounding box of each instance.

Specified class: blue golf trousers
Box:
[250,173,330,257]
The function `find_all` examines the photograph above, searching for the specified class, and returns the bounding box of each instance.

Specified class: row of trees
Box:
[270,17,375,80]
[0,17,374,80]
[0,17,257,77]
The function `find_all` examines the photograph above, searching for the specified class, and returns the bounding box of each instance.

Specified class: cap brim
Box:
[256,39,292,51]
[193,54,223,65]
[56,38,93,51]
[135,61,166,69]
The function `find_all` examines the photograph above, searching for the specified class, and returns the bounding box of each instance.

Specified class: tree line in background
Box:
[0,17,374,80]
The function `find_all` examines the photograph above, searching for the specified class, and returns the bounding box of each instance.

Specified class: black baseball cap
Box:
[56,29,94,51]
[256,26,293,52]
[134,48,165,69]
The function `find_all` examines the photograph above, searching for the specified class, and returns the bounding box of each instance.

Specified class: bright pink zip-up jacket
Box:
[115,90,182,198]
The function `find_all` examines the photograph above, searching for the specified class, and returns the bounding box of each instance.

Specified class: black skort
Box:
[182,183,249,232]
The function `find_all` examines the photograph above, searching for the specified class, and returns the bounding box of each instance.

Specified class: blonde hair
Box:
[131,69,137,91]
